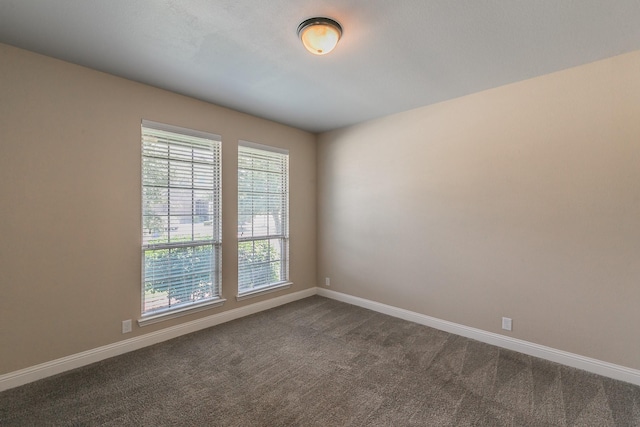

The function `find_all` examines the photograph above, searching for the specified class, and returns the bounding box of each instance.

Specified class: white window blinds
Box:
[238,141,289,294]
[141,120,222,316]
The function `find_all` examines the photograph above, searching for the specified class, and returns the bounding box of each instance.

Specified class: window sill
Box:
[236,282,293,301]
[138,298,226,327]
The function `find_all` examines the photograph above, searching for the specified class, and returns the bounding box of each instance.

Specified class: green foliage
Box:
[144,244,215,311]
[238,239,280,291]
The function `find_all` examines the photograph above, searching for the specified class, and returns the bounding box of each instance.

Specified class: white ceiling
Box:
[1,1,640,133]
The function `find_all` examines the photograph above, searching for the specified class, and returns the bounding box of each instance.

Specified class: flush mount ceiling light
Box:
[297,17,342,55]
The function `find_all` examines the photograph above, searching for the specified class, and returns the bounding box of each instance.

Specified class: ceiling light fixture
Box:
[297,17,342,56]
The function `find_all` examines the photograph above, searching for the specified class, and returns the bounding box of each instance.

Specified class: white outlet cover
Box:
[502,317,512,331]
[122,319,132,334]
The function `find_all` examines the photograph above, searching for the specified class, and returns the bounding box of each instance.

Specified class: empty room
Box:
[1,1,639,425]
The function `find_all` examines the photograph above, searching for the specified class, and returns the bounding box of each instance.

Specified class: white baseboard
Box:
[0,287,316,392]
[316,288,640,386]
[4,286,639,392]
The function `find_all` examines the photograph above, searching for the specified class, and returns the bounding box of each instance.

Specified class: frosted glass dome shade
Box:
[297,18,342,55]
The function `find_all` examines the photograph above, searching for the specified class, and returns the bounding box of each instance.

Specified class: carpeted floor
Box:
[1,296,639,426]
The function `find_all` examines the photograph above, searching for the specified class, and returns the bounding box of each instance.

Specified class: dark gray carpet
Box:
[1,296,639,426]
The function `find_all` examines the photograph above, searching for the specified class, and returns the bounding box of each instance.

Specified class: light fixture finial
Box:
[297,17,342,56]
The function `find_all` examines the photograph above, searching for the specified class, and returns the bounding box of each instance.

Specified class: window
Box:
[238,141,289,297]
[141,120,223,321]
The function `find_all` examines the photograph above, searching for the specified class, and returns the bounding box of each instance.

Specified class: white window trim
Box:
[140,120,223,322]
[237,140,290,297]
[238,139,288,155]
[235,282,292,301]
[138,298,227,327]
[142,119,222,142]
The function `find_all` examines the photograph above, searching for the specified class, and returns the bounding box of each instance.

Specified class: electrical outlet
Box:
[325,277,330,286]
[502,317,512,331]
[122,319,132,334]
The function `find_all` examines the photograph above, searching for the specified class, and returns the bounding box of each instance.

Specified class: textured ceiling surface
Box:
[1,1,640,133]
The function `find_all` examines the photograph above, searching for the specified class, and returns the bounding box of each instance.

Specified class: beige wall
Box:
[318,51,640,370]
[2,38,639,376]
[0,43,316,374]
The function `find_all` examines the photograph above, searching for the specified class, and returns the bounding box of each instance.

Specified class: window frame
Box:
[139,120,225,325]
[237,140,291,300]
